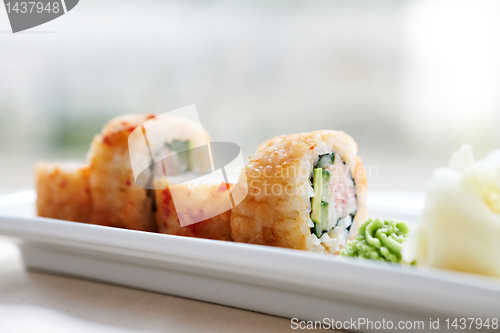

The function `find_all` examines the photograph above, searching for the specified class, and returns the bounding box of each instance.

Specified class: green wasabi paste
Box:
[341,218,411,263]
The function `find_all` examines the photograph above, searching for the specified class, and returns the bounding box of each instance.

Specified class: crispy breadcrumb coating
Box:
[230,130,367,253]
[35,162,91,223]
[88,114,157,231]
[155,179,233,241]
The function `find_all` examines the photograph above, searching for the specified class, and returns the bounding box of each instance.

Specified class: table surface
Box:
[0,239,335,333]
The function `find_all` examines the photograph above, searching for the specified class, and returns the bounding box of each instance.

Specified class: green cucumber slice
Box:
[311,167,331,237]
[310,168,324,224]
[312,222,322,239]
[321,169,330,202]
[316,153,335,168]
[320,201,329,231]
[311,154,336,238]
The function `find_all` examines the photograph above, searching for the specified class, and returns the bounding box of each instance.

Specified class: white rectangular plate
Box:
[0,190,499,332]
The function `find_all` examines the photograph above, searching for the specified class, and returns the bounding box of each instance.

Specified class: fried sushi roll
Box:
[89,112,211,232]
[88,114,158,231]
[35,162,91,223]
[230,130,367,253]
[155,178,233,241]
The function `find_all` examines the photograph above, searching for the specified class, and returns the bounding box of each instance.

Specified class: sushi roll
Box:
[230,130,367,253]
[88,114,158,231]
[128,110,211,189]
[35,162,91,223]
[154,177,233,241]
[90,112,211,232]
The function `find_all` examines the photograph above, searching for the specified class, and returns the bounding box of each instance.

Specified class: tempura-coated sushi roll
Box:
[35,162,91,223]
[154,178,233,241]
[230,130,367,254]
[88,114,157,231]
[89,113,212,232]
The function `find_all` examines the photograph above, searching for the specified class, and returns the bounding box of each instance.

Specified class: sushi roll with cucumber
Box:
[230,130,367,253]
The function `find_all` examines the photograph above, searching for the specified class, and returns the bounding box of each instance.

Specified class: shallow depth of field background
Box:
[0,0,499,192]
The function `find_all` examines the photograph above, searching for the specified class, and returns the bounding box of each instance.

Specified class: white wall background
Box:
[0,0,499,191]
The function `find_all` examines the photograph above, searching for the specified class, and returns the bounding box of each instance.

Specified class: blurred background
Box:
[0,0,499,191]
